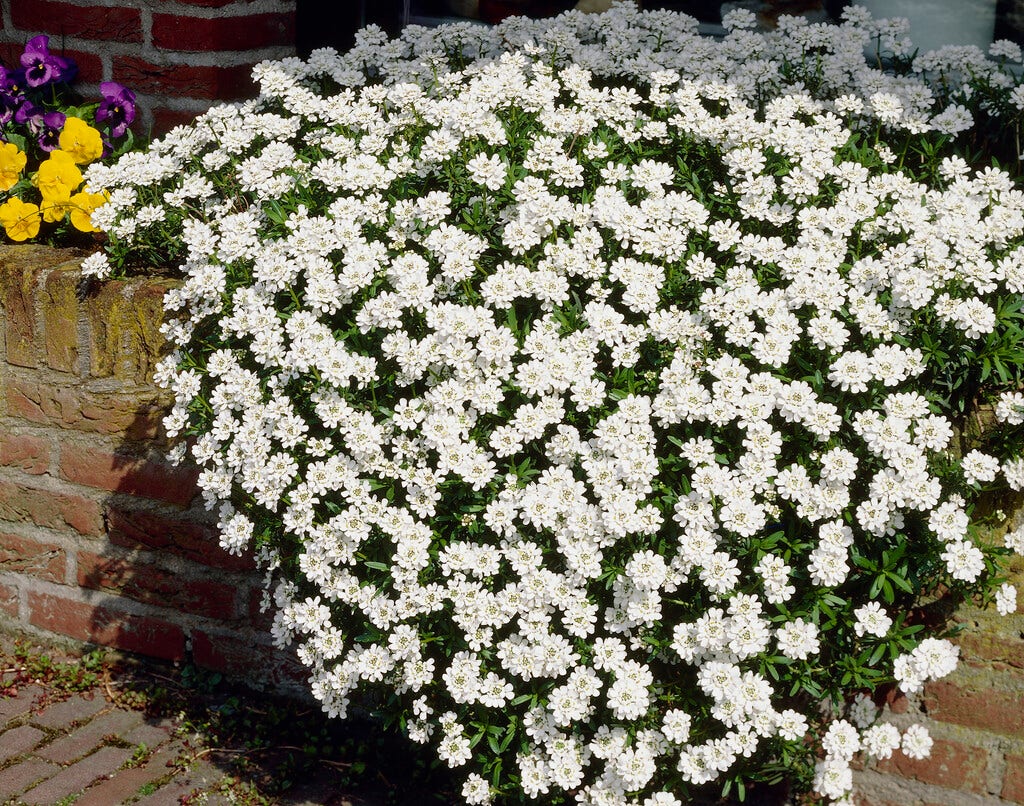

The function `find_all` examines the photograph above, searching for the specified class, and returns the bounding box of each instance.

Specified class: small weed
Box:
[2,640,106,706]
[52,794,79,806]
[123,742,151,768]
[134,780,160,799]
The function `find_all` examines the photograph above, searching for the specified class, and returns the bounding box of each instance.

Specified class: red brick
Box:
[27,592,186,661]
[6,377,165,439]
[113,56,256,100]
[1004,753,1024,802]
[191,629,269,676]
[0,432,48,474]
[152,11,294,52]
[0,533,65,583]
[57,48,104,85]
[59,445,198,506]
[21,744,133,805]
[0,581,18,617]
[105,506,253,571]
[76,550,238,619]
[924,678,1024,735]
[877,737,988,793]
[11,1,142,42]
[0,479,103,536]
[150,106,205,137]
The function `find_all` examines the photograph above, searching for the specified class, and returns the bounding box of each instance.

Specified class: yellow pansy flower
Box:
[33,150,83,202]
[58,117,104,165]
[0,143,27,192]
[68,190,107,233]
[40,200,71,224]
[0,197,41,241]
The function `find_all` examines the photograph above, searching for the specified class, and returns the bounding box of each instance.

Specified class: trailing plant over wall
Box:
[88,4,1024,804]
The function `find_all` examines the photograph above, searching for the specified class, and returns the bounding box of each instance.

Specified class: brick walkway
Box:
[0,633,377,806]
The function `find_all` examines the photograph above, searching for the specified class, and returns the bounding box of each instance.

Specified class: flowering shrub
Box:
[89,4,1024,804]
[0,35,136,242]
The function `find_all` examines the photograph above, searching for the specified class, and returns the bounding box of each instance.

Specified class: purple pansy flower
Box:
[95,81,136,139]
[20,35,74,88]
[12,100,65,150]
[35,111,66,151]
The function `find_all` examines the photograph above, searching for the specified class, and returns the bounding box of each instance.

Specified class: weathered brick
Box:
[85,278,173,383]
[0,533,65,583]
[112,56,256,100]
[105,506,252,571]
[0,757,59,802]
[0,724,45,762]
[6,376,166,439]
[152,11,294,51]
[0,432,49,474]
[27,592,186,661]
[77,550,238,619]
[1004,753,1024,802]
[0,245,50,368]
[957,630,1024,670]
[59,445,198,506]
[876,737,989,794]
[11,1,142,41]
[37,709,142,764]
[0,479,104,536]
[42,266,80,373]
[924,678,1024,735]
[30,693,106,729]
[0,580,18,617]
[21,744,134,805]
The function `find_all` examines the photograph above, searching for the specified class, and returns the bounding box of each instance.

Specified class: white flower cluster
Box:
[89,4,1024,805]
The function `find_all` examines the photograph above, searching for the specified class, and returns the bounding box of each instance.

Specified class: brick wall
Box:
[0,244,301,691]
[0,245,1023,799]
[0,0,296,135]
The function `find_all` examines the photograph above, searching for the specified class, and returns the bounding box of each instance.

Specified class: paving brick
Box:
[75,743,182,806]
[0,684,43,722]
[21,744,133,805]
[132,760,225,805]
[0,723,44,761]
[0,757,60,801]
[123,720,175,750]
[30,693,107,729]
[37,708,142,764]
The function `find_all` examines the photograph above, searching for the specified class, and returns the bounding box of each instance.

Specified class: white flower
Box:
[776,619,820,661]
[80,252,112,280]
[853,602,893,638]
[901,724,933,760]
[996,583,1018,615]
